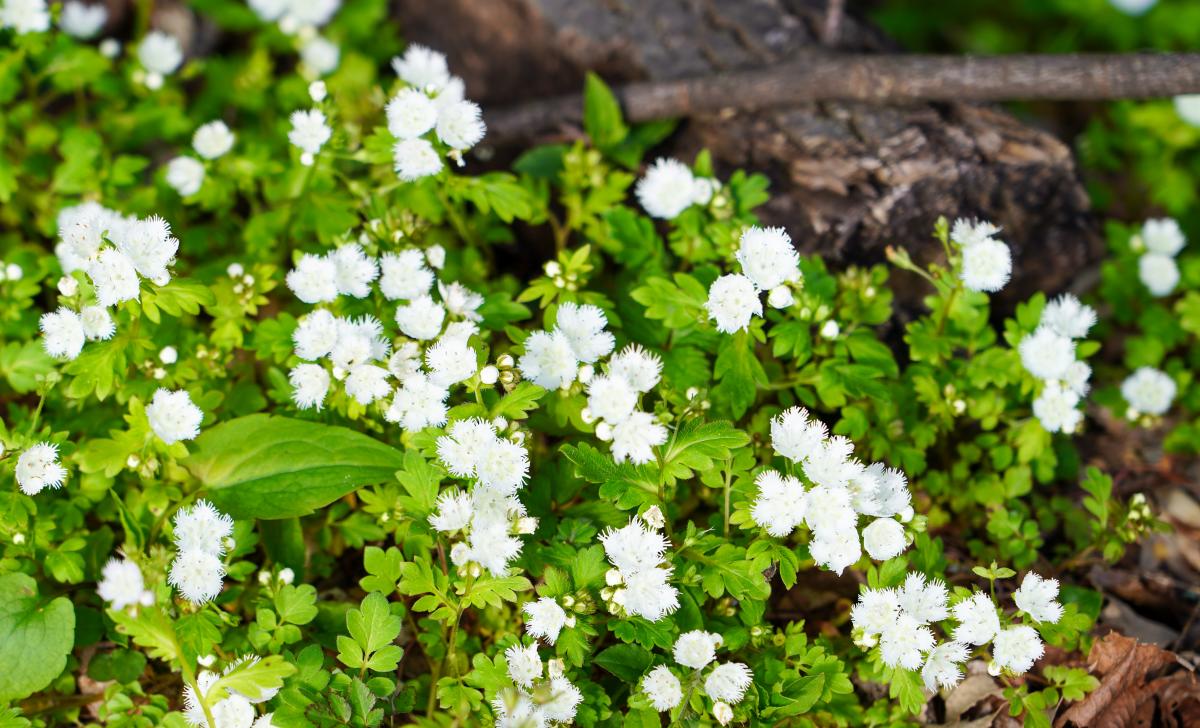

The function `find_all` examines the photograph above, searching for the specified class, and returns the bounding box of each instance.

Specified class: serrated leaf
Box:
[0,574,75,702]
[660,419,749,485]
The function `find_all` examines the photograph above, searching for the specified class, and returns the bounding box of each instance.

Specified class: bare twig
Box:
[484,52,1200,143]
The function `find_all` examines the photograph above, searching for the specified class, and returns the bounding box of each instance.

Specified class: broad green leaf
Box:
[339,593,403,673]
[660,419,749,485]
[0,574,75,702]
[211,655,297,701]
[184,415,406,519]
[592,644,652,682]
[108,606,180,664]
[359,547,405,597]
[583,72,628,148]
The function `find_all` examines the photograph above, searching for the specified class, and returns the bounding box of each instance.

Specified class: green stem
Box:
[722,460,732,538]
[180,658,218,728]
[936,284,961,337]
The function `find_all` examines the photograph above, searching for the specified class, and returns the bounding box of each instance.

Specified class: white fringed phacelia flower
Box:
[770,407,827,464]
[951,218,1001,247]
[1019,326,1075,382]
[16,443,67,495]
[750,470,807,538]
[673,631,718,670]
[98,557,153,610]
[1139,252,1179,297]
[704,662,752,704]
[879,614,936,670]
[384,373,449,431]
[146,388,203,444]
[990,625,1044,675]
[556,302,615,364]
[392,44,451,91]
[586,374,638,424]
[808,528,862,575]
[635,158,697,220]
[301,36,340,76]
[522,597,568,645]
[193,120,235,160]
[331,243,379,299]
[40,307,86,360]
[607,344,662,393]
[289,109,332,163]
[960,237,1012,293]
[705,273,762,334]
[1041,293,1096,339]
[951,592,1001,646]
[504,643,543,689]
[518,329,578,390]
[393,138,443,181]
[173,500,234,556]
[1033,382,1083,434]
[286,253,338,303]
[387,88,437,140]
[436,99,486,151]
[642,665,682,712]
[851,587,901,638]
[138,31,183,82]
[289,364,330,410]
[1013,572,1064,624]
[60,1,107,39]
[862,518,906,560]
[394,295,446,340]
[166,156,205,196]
[922,641,969,690]
[1121,366,1176,416]
[897,572,949,624]
[428,489,473,532]
[379,249,434,300]
[89,248,141,307]
[3,0,50,34]
[168,549,226,604]
[610,411,667,465]
[1140,218,1186,256]
[735,226,800,291]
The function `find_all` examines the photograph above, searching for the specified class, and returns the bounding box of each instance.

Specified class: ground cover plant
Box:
[0,1,1195,726]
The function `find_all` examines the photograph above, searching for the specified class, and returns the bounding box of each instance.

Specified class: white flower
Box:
[331,244,379,298]
[166,156,205,196]
[344,364,391,405]
[952,592,1001,645]
[474,438,530,495]
[387,341,422,382]
[611,411,667,465]
[281,0,340,28]
[897,572,950,624]
[1121,366,1176,416]
[288,109,332,156]
[960,238,1012,292]
[139,31,183,76]
[60,1,107,38]
[990,625,1044,675]
[542,675,583,723]
[89,248,141,306]
[607,344,662,393]
[169,549,225,604]
[770,407,827,464]
[1033,381,1083,434]
[289,364,330,410]
[300,36,339,76]
[673,631,718,670]
[439,282,484,321]
[292,309,340,360]
[767,285,794,309]
[523,597,568,645]
[635,158,696,220]
[428,489,473,532]
[435,100,486,150]
[879,613,936,669]
[394,295,446,340]
[584,374,637,426]
[862,518,907,560]
[40,308,86,360]
[1013,572,1064,624]
[804,484,857,539]
[98,558,152,610]
[803,437,864,491]
[15,443,67,495]
[1174,94,1200,126]
[81,305,116,341]
[2,0,49,33]
[98,38,119,57]
[387,88,437,140]
[182,670,221,726]
[851,587,901,637]
[600,518,669,575]
[146,388,203,444]
[713,702,734,726]
[425,337,477,387]
[173,500,234,555]
[1041,294,1096,339]
[1019,326,1075,381]
[1064,360,1092,398]
[951,218,1002,247]
[1109,0,1157,14]
[1139,252,1179,297]
[193,121,235,160]
[112,216,178,283]
[384,373,448,431]
[750,470,807,537]
[426,245,446,269]
[393,138,443,181]
[619,566,679,621]
[642,666,682,711]
[505,643,542,689]
[392,44,451,91]
[808,528,861,575]
[5,263,21,281]
[286,253,338,304]
[736,226,799,291]
[519,330,578,390]
[1141,218,1186,256]
[851,463,911,518]
[555,302,614,364]
[379,250,433,300]
[436,418,496,477]
[252,713,276,728]
[704,662,752,704]
[705,273,762,333]
[922,642,969,690]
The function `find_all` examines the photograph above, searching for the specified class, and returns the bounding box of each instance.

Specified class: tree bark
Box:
[395,0,1103,307]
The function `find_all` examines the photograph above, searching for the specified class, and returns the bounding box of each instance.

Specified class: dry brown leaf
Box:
[1057,632,1182,727]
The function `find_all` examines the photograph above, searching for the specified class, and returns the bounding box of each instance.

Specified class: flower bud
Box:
[820,320,840,339]
[767,285,794,309]
[279,568,295,585]
[713,702,733,726]
[480,365,499,385]
[57,276,79,297]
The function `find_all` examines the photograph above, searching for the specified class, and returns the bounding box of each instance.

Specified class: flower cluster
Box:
[248,0,341,34]
[97,557,154,611]
[522,596,574,645]
[168,500,234,604]
[634,157,719,220]
[146,388,204,445]
[1135,218,1186,297]
[518,302,615,390]
[586,344,667,464]
[598,513,679,621]
[1,0,49,35]
[388,44,486,179]
[705,226,801,333]
[44,202,181,360]
[137,30,184,90]
[59,1,107,39]
[1018,294,1096,433]
[1121,366,1177,419]
[495,645,583,726]
[182,656,278,728]
[285,242,484,424]
[641,631,753,724]
[431,418,533,575]
[14,442,67,496]
[852,571,1062,688]
[950,219,1013,293]
[751,407,914,573]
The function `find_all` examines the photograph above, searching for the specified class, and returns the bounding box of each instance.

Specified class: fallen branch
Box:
[484,52,1200,143]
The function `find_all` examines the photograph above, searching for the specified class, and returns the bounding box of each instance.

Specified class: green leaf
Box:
[184,415,406,519]
[108,606,179,664]
[359,547,405,597]
[212,655,297,701]
[583,72,628,148]
[713,331,767,418]
[490,381,546,421]
[339,593,403,673]
[592,644,652,682]
[660,419,749,485]
[0,574,76,702]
